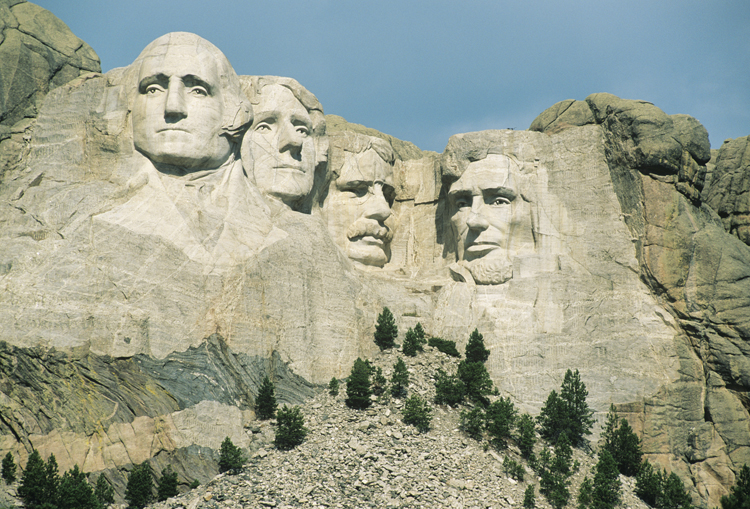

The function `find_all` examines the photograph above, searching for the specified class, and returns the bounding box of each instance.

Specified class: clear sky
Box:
[33,0,749,153]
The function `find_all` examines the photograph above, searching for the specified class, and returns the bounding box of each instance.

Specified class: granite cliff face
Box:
[0,4,749,507]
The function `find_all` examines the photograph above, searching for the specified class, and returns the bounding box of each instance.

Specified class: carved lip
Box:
[465,242,499,254]
[273,165,303,172]
[156,127,190,133]
[354,236,385,246]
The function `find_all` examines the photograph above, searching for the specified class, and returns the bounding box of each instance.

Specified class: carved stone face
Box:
[246,84,316,206]
[323,149,395,268]
[448,154,523,284]
[132,42,231,170]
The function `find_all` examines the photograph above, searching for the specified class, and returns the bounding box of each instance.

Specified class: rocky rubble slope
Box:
[144,346,651,509]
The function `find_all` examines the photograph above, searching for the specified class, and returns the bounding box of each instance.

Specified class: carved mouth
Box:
[465,242,499,255]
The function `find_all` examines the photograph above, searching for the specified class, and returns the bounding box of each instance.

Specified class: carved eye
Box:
[254,122,272,132]
[189,87,208,97]
[145,84,163,94]
[455,198,471,209]
[296,126,310,136]
[490,197,510,206]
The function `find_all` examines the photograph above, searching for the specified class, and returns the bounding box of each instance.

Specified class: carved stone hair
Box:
[126,32,252,140]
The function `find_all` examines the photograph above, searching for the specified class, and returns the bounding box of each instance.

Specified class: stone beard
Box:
[449,154,527,285]
[323,134,396,268]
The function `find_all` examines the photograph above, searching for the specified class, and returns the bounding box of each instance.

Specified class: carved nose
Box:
[364,184,391,222]
[278,123,303,159]
[467,211,489,231]
[164,80,187,120]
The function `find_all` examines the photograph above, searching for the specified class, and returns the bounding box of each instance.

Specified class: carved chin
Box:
[465,257,513,285]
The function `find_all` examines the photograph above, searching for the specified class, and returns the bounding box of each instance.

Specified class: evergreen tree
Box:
[721,465,750,509]
[560,369,595,447]
[390,357,409,398]
[457,360,494,407]
[44,453,60,506]
[402,394,432,433]
[125,462,153,509]
[460,407,485,441]
[414,323,427,349]
[18,450,52,509]
[517,413,537,460]
[346,358,372,409]
[156,465,179,502]
[504,455,525,481]
[591,450,621,509]
[539,446,571,509]
[659,472,692,509]
[94,474,115,507]
[402,327,420,357]
[58,464,100,509]
[328,377,339,396]
[275,405,309,450]
[374,307,398,350]
[1,452,16,484]
[485,397,517,449]
[601,404,620,453]
[428,337,461,357]
[524,484,537,509]
[434,368,466,406]
[218,437,245,474]
[371,364,387,397]
[551,432,573,477]
[256,375,277,420]
[601,405,642,476]
[538,389,566,444]
[635,461,661,507]
[465,328,490,363]
[578,477,593,509]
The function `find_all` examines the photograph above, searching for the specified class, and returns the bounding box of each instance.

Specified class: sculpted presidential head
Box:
[130,32,251,173]
[322,132,396,268]
[446,149,533,285]
[240,76,327,211]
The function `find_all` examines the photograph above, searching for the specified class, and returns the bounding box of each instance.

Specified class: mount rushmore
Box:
[1,2,750,506]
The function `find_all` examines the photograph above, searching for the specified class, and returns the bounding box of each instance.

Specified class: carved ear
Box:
[240,132,255,184]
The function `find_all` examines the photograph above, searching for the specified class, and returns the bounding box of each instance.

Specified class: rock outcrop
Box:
[1,5,749,508]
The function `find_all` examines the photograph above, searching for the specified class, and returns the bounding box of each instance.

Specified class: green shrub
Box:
[275,405,309,450]
[403,327,419,357]
[346,358,373,409]
[218,437,245,474]
[659,472,693,509]
[457,360,494,407]
[460,407,485,441]
[402,394,432,433]
[370,364,387,397]
[390,357,409,398]
[414,323,427,349]
[578,477,593,509]
[486,397,517,449]
[465,328,490,363]
[125,462,153,509]
[524,484,537,509]
[1,452,16,484]
[189,479,200,490]
[374,307,398,350]
[94,474,115,507]
[721,465,750,509]
[156,465,179,502]
[539,438,574,509]
[538,369,594,447]
[434,368,466,406]
[517,413,537,460]
[58,464,100,509]
[256,375,277,420]
[601,405,642,476]
[428,337,460,357]
[636,461,661,507]
[328,377,339,396]
[19,451,60,509]
[504,455,525,481]
[591,450,621,509]
[552,432,573,477]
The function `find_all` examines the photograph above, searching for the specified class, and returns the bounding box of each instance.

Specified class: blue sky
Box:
[34,0,749,153]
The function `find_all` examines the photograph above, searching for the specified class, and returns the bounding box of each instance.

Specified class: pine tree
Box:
[428,337,461,357]
[256,375,277,420]
[374,307,398,350]
[390,357,409,398]
[591,450,621,509]
[560,369,594,447]
[659,472,692,509]
[485,397,517,449]
[465,328,490,363]
[58,464,100,509]
[635,461,661,507]
[218,437,246,474]
[434,368,466,406]
[402,327,420,357]
[539,446,571,509]
[722,465,750,509]
[414,323,427,350]
[125,462,153,509]
[371,364,387,397]
[328,377,339,396]
[94,474,115,507]
[1,452,16,484]
[552,432,573,477]
[460,407,485,441]
[524,484,537,509]
[18,449,46,508]
[44,453,60,505]
[275,405,309,450]
[457,360,494,407]
[402,394,432,433]
[601,405,642,476]
[517,413,537,460]
[578,477,593,509]
[157,465,179,502]
[346,358,372,409]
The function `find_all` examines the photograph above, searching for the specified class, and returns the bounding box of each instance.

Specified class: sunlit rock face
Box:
[1,10,749,506]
